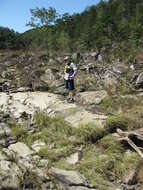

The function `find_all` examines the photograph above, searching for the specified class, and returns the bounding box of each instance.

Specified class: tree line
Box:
[1,0,143,52]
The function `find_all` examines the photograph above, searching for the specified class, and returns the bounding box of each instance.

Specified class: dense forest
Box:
[1,0,143,52]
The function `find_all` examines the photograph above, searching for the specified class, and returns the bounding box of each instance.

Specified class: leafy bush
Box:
[79,145,121,190]
[38,145,74,162]
[33,112,72,135]
[114,152,140,180]
[99,95,143,115]
[99,135,124,155]
[73,123,107,143]
[11,124,27,140]
[105,113,143,132]
[105,115,129,132]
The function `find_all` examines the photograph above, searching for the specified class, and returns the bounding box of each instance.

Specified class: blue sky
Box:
[0,0,99,33]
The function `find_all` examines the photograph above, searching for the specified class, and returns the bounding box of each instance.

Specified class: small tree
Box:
[27,7,58,52]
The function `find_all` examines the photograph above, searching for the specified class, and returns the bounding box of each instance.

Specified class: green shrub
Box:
[105,113,143,132]
[98,96,117,114]
[79,145,121,189]
[99,95,143,115]
[73,123,107,143]
[33,112,72,135]
[48,85,56,93]
[38,145,74,162]
[25,133,40,146]
[33,112,51,128]
[114,152,140,180]
[105,115,129,132]
[99,135,124,155]
[11,124,27,140]
[116,82,133,95]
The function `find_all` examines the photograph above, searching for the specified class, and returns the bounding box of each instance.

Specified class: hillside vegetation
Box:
[1,0,143,53]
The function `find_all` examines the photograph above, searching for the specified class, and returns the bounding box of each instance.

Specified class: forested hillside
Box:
[1,0,143,52]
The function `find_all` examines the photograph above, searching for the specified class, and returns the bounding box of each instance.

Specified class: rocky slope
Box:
[0,51,143,190]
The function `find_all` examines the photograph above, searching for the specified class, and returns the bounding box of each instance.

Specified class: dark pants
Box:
[65,79,75,90]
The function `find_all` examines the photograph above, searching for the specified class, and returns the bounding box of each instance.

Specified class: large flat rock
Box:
[8,142,34,158]
[0,92,106,128]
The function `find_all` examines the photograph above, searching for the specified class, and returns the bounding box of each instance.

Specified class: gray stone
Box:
[66,152,80,164]
[50,168,88,186]
[0,160,21,189]
[17,87,31,92]
[76,90,108,105]
[0,151,7,160]
[8,142,34,158]
[0,125,11,138]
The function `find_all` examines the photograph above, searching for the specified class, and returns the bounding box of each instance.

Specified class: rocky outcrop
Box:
[0,51,134,94]
[76,90,108,105]
[0,51,143,190]
[0,90,107,189]
[0,92,107,128]
[0,159,21,189]
[50,168,97,190]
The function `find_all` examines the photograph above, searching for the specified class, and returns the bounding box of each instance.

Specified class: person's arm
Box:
[70,63,77,78]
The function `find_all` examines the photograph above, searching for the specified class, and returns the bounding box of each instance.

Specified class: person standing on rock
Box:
[64,56,77,103]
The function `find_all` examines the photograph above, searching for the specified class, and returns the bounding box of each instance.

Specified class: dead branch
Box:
[117,129,143,158]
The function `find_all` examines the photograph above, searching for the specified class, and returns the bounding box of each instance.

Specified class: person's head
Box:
[64,56,69,64]
[64,56,72,65]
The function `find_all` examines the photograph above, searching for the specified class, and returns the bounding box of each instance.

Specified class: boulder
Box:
[0,124,11,138]
[80,63,96,73]
[76,90,108,105]
[66,152,80,164]
[0,151,7,160]
[0,160,21,189]
[8,142,34,158]
[50,168,88,185]
[50,168,96,190]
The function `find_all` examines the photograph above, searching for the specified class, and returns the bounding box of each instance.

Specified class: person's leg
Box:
[69,79,75,102]
[65,80,70,99]
[69,90,73,99]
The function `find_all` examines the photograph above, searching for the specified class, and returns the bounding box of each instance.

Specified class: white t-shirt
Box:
[64,62,77,80]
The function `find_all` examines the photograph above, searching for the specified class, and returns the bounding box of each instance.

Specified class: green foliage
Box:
[106,113,143,132]
[11,123,27,140]
[99,95,143,115]
[99,135,124,155]
[114,152,140,180]
[33,112,72,135]
[2,0,143,51]
[79,139,140,189]
[56,31,70,51]
[105,115,129,132]
[79,144,122,189]
[30,112,77,162]
[38,145,74,162]
[47,85,56,93]
[0,27,24,50]
[74,123,107,143]
[27,7,58,27]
